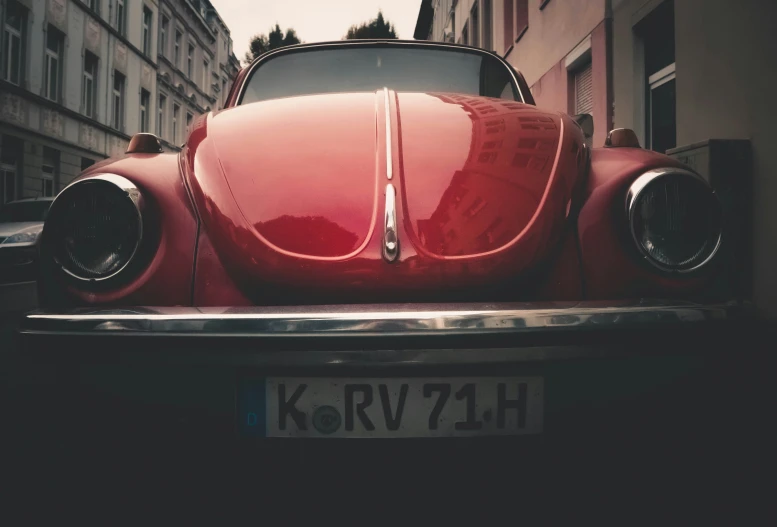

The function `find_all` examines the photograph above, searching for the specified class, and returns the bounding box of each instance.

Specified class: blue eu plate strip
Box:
[237,379,266,437]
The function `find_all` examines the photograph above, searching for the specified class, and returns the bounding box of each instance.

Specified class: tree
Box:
[344,11,398,40]
[244,24,301,64]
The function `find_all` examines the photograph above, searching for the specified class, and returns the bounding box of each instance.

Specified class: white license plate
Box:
[248,377,543,438]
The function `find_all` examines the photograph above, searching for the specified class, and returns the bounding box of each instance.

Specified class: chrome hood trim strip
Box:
[382,183,399,262]
[383,87,393,180]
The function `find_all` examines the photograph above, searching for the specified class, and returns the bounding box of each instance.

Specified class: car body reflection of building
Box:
[417,94,558,256]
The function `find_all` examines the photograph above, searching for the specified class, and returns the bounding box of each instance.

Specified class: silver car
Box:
[0,197,53,284]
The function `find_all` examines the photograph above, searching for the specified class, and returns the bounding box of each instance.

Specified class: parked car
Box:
[17,42,753,453]
[0,197,53,284]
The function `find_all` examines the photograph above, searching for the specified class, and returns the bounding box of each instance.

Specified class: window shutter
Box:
[503,0,513,51]
[574,62,593,115]
[515,0,529,39]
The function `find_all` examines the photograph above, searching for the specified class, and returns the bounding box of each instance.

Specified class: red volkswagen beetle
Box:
[18,42,751,450]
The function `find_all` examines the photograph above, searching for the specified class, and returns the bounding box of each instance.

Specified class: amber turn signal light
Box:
[126,133,164,154]
[605,128,641,148]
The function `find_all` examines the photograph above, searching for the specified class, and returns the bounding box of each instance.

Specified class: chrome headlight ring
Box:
[626,168,723,274]
[46,174,144,282]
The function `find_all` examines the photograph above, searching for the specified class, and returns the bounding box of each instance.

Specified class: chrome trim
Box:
[383,87,393,180]
[236,40,527,105]
[19,301,747,339]
[382,183,399,262]
[626,168,723,274]
[48,174,144,282]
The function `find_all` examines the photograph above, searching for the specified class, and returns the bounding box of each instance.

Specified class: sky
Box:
[210,0,422,64]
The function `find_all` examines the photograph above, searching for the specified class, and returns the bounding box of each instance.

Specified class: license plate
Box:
[238,377,543,438]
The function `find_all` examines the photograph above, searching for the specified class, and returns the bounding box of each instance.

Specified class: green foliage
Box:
[344,11,398,40]
[244,24,302,64]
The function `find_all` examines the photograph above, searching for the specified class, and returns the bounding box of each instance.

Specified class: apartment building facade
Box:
[155,0,239,150]
[417,0,777,314]
[415,0,613,148]
[0,0,238,205]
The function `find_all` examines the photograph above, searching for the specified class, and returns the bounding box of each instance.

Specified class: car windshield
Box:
[240,46,519,104]
[0,201,51,223]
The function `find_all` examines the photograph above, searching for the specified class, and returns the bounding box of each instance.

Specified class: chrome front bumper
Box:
[17,300,754,366]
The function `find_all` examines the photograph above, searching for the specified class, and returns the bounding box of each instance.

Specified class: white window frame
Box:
[160,15,169,58]
[647,62,676,150]
[140,89,149,133]
[1,162,16,204]
[187,42,194,78]
[174,29,182,67]
[116,0,126,36]
[172,103,180,144]
[648,62,676,90]
[3,3,23,85]
[482,0,493,51]
[112,71,125,130]
[202,58,209,93]
[185,111,193,138]
[158,93,167,138]
[41,162,55,197]
[573,61,594,115]
[44,28,61,101]
[470,2,480,48]
[142,6,152,56]
[82,53,97,118]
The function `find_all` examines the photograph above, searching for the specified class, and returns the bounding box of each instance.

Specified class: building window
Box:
[461,20,468,45]
[81,157,95,171]
[202,59,209,92]
[112,71,125,130]
[515,0,529,41]
[88,0,100,14]
[172,103,180,143]
[174,30,182,67]
[142,6,153,56]
[443,9,456,42]
[187,43,194,78]
[222,79,227,106]
[482,0,492,51]
[185,112,193,137]
[3,1,25,85]
[44,27,63,102]
[41,147,59,197]
[470,2,480,48]
[116,0,126,36]
[140,89,150,133]
[648,64,676,154]
[158,94,166,138]
[82,52,98,118]
[640,0,676,153]
[573,62,593,115]
[160,15,169,57]
[1,136,21,204]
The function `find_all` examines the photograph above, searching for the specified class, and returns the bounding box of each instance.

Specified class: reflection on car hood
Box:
[0,222,43,238]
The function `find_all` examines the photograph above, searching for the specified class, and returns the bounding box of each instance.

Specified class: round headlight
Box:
[627,168,722,273]
[46,175,143,281]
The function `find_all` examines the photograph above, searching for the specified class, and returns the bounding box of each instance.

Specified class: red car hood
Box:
[184,90,585,301]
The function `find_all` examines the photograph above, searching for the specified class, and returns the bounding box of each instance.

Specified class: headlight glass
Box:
[47,175,143,281]
[3,229,41,244]
[628,169,722,272]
